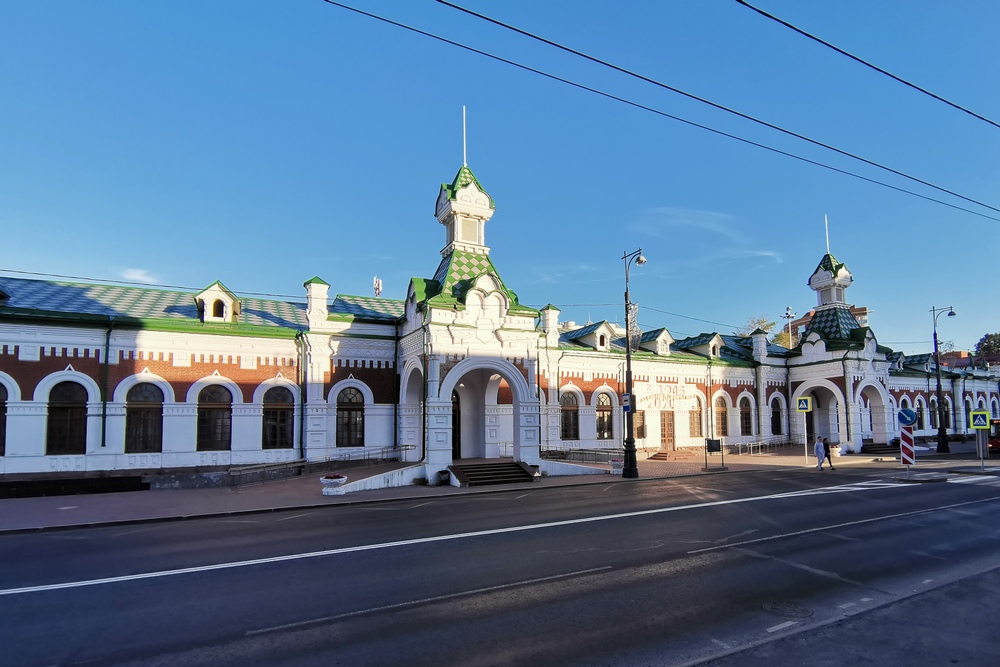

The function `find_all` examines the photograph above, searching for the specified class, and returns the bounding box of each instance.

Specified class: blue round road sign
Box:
[898,408,917,426]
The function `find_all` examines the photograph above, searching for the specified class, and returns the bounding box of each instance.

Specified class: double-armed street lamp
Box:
[931,305,956,453]
[622,248,646,478]
[782,306,796,349]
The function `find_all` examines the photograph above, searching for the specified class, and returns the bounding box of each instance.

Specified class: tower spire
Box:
[824,214,830,255]
[462,105,467,167]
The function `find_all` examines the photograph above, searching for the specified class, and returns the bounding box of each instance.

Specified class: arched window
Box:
[915,398,926,430]
[965,399,973,429]
[943,400,952,429]
[900,397,911,411]
[560,393,580,440]
[47,381,88,455]
[599,334,607,348]
[689,397,703,438]
[212,299,225,318]
[595,393,613,440]
[263,386,294,449]
[197,385,232,451]
[0,383,7,456]
[336,387,365,447]
[770,397,783,436]
[739,397,753,436]
[125,382,163,453]
[715,397,729,437]
[930,397,939,430]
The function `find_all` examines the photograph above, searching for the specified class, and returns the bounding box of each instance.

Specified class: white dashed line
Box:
[767,621,799,633]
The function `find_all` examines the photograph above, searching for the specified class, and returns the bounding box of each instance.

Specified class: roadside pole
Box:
[970,410,991,472]
[898,408,918,480]
[797,397,812,465]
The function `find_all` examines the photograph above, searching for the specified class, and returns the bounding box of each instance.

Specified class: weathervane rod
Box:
[463,105,467,167]
[824,214,830,254]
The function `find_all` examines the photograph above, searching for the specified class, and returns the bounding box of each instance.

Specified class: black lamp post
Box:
[931,305,956,453]
[622,248,646,478]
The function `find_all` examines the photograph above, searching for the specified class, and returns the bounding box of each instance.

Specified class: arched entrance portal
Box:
[857,382,890,446]
[792,381,846,450]
[428,357,540,474]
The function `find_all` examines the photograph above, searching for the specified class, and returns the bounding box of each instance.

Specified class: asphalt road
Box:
[3,467,1000,666]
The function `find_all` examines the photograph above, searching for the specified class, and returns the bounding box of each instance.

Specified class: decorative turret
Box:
[808,253,853,308]
[803,253,861,341]
[304,276,330,329]
[434,165,495,257]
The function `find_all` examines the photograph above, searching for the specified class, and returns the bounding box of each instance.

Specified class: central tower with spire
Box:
[434,164,495,257]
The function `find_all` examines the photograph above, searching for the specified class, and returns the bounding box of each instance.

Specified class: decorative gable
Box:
[564,321,617,352]
[196,281,240,323]
[638,328,673,356]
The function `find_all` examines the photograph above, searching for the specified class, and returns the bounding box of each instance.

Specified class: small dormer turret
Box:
[304,276,330,329]
[435,165,495,257]
[195,281,240,323]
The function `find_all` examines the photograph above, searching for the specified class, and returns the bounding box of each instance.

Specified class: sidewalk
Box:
[1,444,994,534]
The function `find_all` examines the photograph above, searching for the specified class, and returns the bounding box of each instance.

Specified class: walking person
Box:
[814,435,826,470]
[823,437,835,470]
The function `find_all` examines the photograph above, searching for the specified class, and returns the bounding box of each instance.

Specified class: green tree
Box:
[974,332,1000,355]
[772,328,797,349]
[735,315,777,336]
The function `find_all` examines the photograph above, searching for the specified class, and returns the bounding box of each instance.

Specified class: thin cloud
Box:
[629,207,782,265]
[122,268,159,284]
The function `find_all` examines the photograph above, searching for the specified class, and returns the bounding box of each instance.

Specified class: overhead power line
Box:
[735,0,1000,130]
[320,1,1000,222]
[435,0,1000,216]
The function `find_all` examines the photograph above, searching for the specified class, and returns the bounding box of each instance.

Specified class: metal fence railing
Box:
[228,445,416,487]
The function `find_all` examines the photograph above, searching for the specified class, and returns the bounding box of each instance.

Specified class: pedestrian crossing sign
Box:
[796,397,812,412]
[970,410,990,429]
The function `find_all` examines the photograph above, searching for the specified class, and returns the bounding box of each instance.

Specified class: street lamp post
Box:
[622,248,646,479]
[782,306,796,349]
[931,306,956,453]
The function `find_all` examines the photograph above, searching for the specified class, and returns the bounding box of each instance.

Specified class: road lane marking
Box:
[767,621,799,633]
[245,566,612,635]
[838,602,855,609]
[274,512,318,522]
[408,501,434,509]
[710,638,730,649]
[4,486,995,598]
[688,496,1000,554]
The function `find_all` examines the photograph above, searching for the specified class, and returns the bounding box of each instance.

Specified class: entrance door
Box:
[451,390,462,459]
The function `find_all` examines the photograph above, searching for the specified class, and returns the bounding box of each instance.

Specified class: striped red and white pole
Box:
[900,426,915,465]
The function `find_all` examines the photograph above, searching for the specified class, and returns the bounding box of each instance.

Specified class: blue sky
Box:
[2,1,997,355]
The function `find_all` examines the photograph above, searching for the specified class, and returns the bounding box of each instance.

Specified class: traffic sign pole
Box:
[900,426,915,476]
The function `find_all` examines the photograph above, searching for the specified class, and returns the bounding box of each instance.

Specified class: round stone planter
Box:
[320,475,347,496]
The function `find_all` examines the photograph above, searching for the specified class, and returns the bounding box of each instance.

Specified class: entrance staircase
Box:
[861,442,899,457]
[449,461,537,487]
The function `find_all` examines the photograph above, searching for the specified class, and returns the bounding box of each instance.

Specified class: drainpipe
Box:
[841,351,852,446]
[421,314,429,463]
[295,331,309,461]
[393,320,400,450]
[785,357,792,440]
[707,360,714,440]
[100,316,115,448]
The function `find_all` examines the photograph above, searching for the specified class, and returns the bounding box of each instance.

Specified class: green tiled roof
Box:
[803,305,861,340]
[440,165,494,210]
[330,295,404,322]
[0,277,308,332]
[422,250,537,316]
[814,253,847,277]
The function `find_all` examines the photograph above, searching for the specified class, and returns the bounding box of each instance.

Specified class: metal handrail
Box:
[229,445,416,487]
